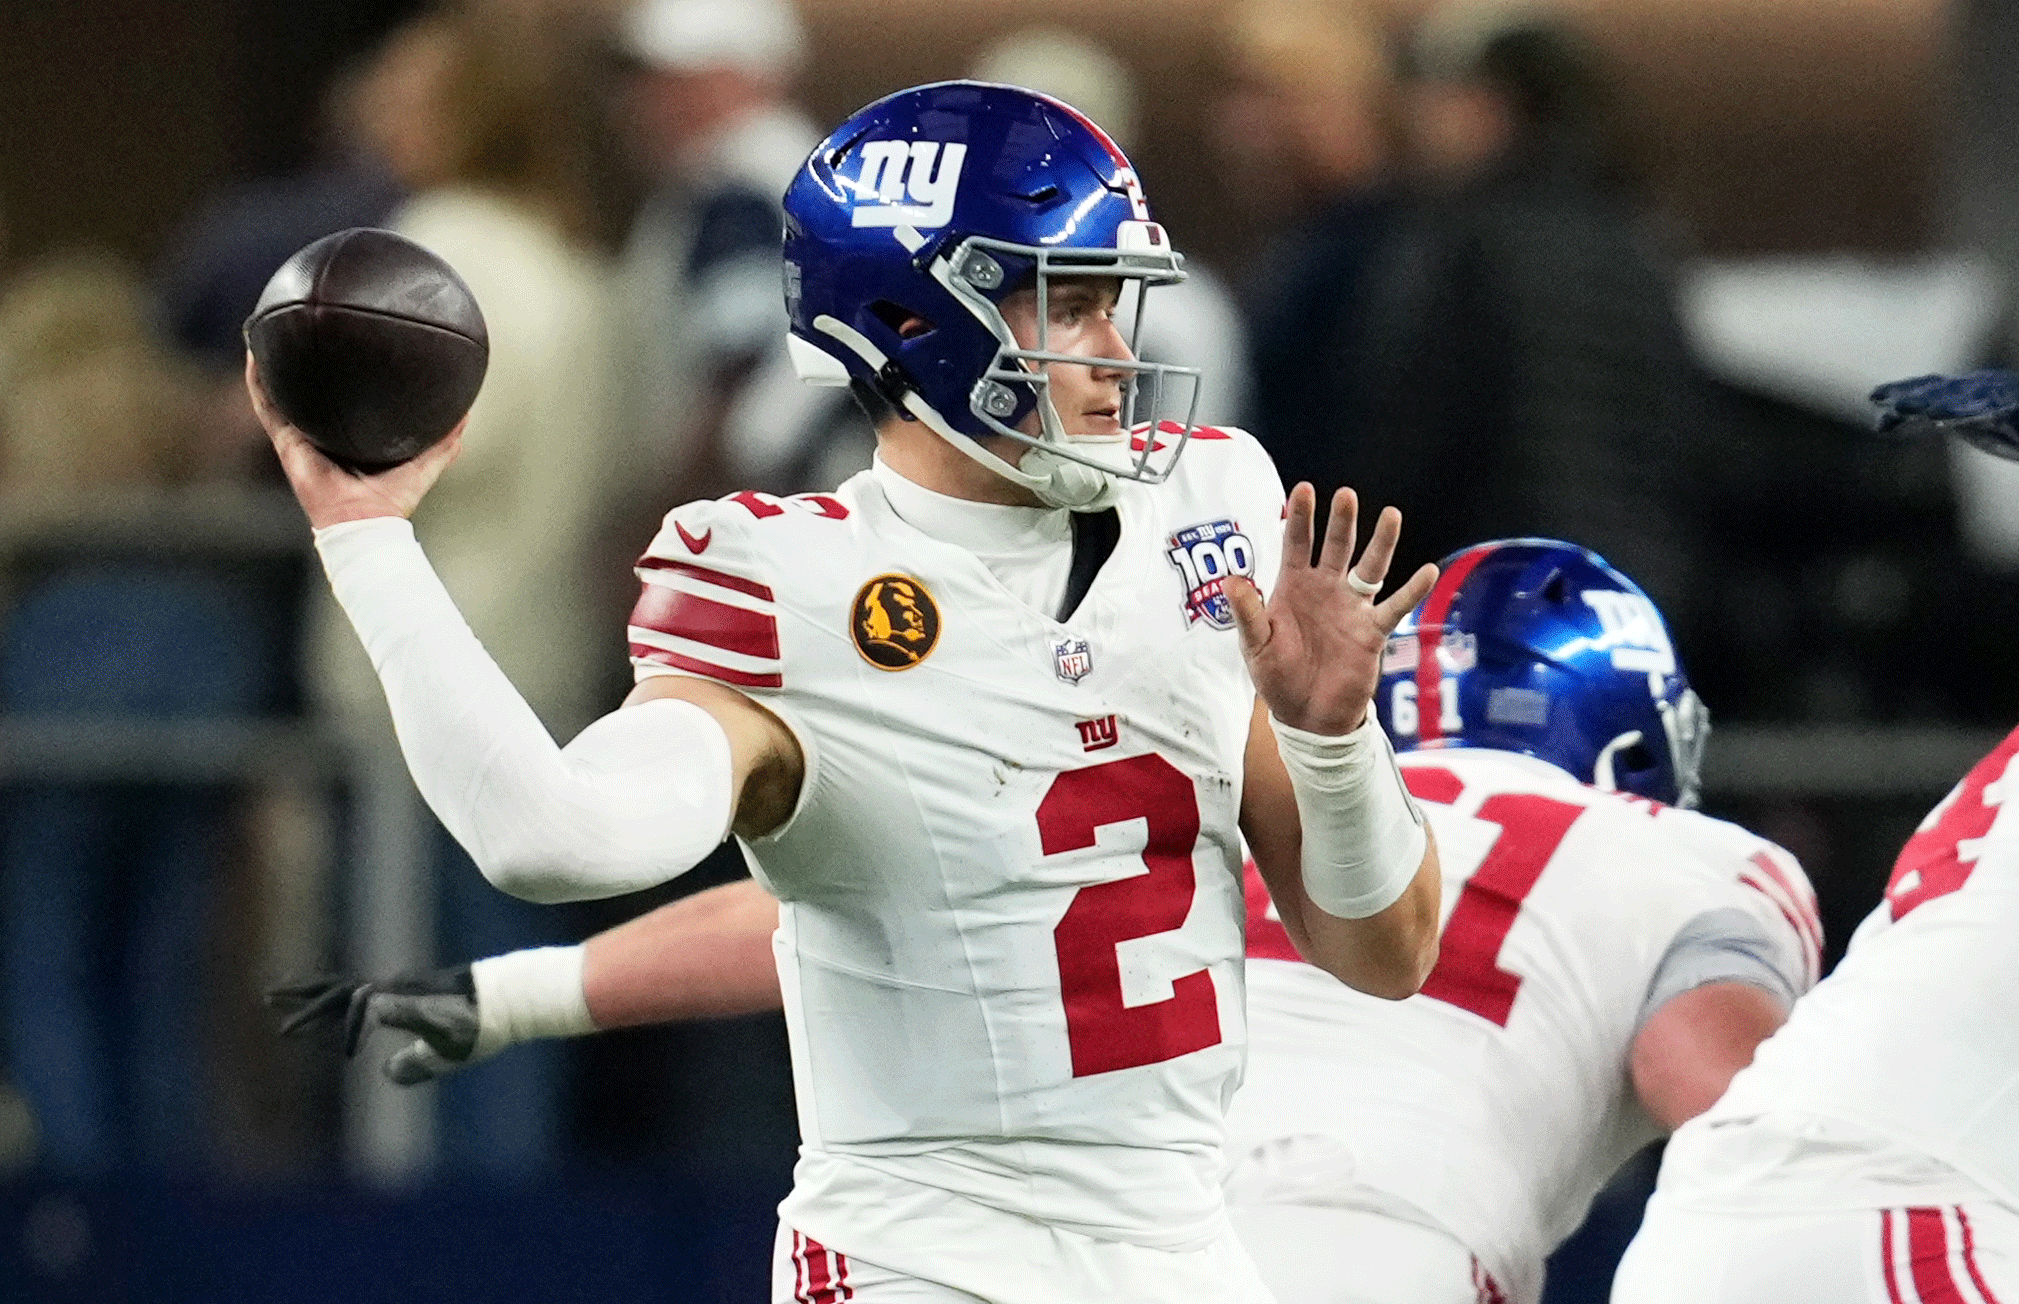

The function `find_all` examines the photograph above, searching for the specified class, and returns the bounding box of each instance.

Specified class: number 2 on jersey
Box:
[1041,755,1221,1077]
[1407,768,1584,1027]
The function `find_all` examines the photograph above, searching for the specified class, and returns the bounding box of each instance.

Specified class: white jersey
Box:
[627,427,1285,1271]
[1676,725,2019,1209]
[1228,749,1818,1303]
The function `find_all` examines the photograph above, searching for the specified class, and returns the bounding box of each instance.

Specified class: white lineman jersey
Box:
[627,426,1286,1263]
[1229,748,1818,1303]
[1680,725,2019,1209]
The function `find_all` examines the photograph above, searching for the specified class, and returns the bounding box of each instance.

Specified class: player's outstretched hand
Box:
[266,965,489,1086]
[245,352,466,530]
[1227,484,1438,736]
[1871,368,2019,462]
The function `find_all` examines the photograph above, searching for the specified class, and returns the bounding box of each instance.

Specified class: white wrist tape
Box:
[316,517,735,902]
[470,946,597,1059]
[1271,713,1427,919]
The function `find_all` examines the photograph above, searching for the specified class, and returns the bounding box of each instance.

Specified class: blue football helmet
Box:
[781,80,1202,509]
[1375,539,1710,807]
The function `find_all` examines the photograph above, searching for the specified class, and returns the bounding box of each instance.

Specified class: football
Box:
[243,227,488,471]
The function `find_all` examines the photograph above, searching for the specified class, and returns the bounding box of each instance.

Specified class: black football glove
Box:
[1871,368,2019,461]
[267,965,491,1086]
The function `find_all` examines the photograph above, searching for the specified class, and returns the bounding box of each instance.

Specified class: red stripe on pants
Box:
[803,1234,834,1303]
[792,1233,850,1304]
[1908,1207,1969,1304]
[1960,1209,2004,1304]
[1883,1210,1910,1304]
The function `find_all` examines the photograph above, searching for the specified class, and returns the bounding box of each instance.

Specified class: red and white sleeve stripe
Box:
[1737,847,1825,988]
[629,556,783,690]
[1881,1206,2006,1304]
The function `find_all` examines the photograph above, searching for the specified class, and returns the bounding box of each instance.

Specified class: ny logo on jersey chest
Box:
[1075,714,1119,752]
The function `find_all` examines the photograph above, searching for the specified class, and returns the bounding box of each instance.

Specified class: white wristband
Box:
[1271,713,1427,919]
[469,946,597,1060]
[315,516,735,902]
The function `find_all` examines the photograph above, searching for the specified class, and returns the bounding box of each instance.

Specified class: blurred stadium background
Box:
[0,0,2014,1299]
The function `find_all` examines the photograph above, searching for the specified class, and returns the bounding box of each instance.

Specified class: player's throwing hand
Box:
[1227,484,1438,735]
[246,353,465,530]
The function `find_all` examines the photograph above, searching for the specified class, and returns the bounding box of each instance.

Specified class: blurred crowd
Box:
[0,0,2012,1276]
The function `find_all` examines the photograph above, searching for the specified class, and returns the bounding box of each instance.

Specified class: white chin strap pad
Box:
[1017,446,1119,510]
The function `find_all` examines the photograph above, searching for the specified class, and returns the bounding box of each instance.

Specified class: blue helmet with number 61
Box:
[1374,539,1710,807]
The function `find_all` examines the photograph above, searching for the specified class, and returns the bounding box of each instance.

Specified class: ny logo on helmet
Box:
[850,141,968,229]
[1581,590,1676,678]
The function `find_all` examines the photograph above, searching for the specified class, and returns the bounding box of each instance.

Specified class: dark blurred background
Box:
[0,0,2012,1300]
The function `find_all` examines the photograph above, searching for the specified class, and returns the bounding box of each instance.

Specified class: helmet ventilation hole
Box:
[870,301,935,339]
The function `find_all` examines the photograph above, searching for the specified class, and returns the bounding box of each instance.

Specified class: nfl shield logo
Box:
[1052,636,1094,684]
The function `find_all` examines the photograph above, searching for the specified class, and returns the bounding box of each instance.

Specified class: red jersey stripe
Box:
[630,643,783,689]
[792,1231,809,1304]
[1414,545,1496,744]
[1748,849,1824,953]
[630,585,780,660]
[1908,1207,1970,1304]
[1959,1208,2003,1304]
[637,555,775,601]
[1738,874,1818,979]
[1882,1210,1909,1304]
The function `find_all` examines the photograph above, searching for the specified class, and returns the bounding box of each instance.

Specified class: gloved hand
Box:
[1871,369,2019,461]
[267,965,489,1085]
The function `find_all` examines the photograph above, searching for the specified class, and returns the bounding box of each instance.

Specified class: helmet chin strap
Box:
[897,387,1121,511]
[809,312,1122,511]
[1591,730,1644,794]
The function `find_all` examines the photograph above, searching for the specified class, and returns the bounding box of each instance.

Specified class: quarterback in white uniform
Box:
[254,81,1442,1303]
[280,540,1814,1304]
[1613,724,2019,1304]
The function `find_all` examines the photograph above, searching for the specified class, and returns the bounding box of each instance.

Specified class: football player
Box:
[1601,372,2019,1304]
[1610,737,2019,1304]
[253,82,1442,1303]
[280,540,1817,1303]
[1226,540,1818,1304]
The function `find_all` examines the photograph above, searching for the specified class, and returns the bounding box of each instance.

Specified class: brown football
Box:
[244,228,488,471]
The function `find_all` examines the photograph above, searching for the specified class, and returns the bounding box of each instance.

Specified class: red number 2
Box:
[1041,754,1221,1077]
[1407,768,1585,1027]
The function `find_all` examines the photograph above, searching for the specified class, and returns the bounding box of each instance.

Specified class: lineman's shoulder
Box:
[1654,804,1823,982]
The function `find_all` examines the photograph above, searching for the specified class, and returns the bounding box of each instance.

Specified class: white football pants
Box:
[1229,1205,1512,1304]
[1613,1193,2019,1304]
[771,1222,1279,1304]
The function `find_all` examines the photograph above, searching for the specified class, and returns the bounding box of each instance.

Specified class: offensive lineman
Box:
[254,82,1440,1303]
[1226,540,1818,1304]
[1609,729,2019,1303]
[283,541,1818,1303]
[1602,372,2019,1304]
